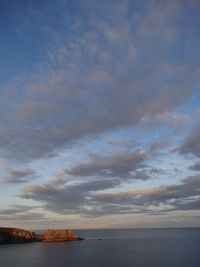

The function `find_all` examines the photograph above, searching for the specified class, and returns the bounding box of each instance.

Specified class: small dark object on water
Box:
[77,236,85,241]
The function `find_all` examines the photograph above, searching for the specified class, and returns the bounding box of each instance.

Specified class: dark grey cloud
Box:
[171,197,200,211]
[97,175,200,203]
[128,170,151,181]
[93,175,200,215]
[66,150,148,180]
[180,124,200,158]
[0,205,45,221]
[0,205,32,215]
[189,163,200,171]
[1,168,36,183]
[20,174,200,217]
[21,178,120,215]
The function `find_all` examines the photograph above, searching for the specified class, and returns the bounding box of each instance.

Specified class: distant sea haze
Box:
[0,228,200,267]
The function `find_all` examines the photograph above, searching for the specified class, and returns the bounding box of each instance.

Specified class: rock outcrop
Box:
[41,229,78,242]
[0,227,41,244]
[0,227,83,244]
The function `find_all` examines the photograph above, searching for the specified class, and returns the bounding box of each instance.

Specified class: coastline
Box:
[0,227,83,245]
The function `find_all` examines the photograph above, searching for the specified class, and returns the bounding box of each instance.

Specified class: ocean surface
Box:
[0,228,200,267]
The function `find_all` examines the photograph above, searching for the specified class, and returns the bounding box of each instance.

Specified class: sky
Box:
[0,0,200,229]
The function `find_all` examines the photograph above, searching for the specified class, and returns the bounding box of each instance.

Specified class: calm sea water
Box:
[0,228,200,267]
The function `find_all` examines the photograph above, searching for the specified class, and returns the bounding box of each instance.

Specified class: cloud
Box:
[180,124,200,158]
[93,175,200,215]
[149,138,170,154]
[1,168,36,183]
[20,173,200,217]
[189,163,200,171]
[0,0,198,163]
[20,177,120,215]
[140,112,191,130]
[66,150,148,179]
[0,205,45,221]
[0,79,193,163]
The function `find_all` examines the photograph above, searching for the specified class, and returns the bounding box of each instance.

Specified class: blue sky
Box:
[0,0,200,229]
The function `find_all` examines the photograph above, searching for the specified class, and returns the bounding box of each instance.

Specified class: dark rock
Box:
[0,227,41,244]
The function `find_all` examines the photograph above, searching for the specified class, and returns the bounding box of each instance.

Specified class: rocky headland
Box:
[0,227,83,244]
[40,229,83,242]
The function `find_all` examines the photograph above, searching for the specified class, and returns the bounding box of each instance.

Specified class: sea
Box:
[0,228,200,267]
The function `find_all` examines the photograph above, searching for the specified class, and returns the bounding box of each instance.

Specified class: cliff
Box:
[0,227,40,244]
[41,229,79,242]
[0,227,83,244]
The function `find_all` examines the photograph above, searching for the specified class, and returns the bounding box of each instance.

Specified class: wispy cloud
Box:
[1,168,36,183]
[0,0,198,163]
